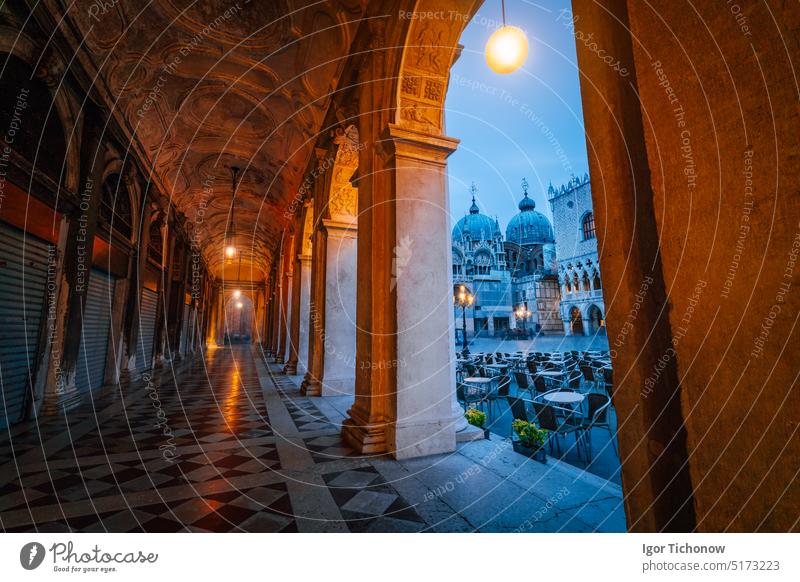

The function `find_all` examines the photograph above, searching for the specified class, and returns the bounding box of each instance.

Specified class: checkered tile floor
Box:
[0,346,626,533]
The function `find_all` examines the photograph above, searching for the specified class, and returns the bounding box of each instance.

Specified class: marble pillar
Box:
[320,219,357,396]
[282,276,293,364]
[383,125,470,458]
[297,255,312,375]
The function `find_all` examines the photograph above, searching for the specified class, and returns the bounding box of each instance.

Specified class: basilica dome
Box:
[452,196,501,242]
[506,192,555,245]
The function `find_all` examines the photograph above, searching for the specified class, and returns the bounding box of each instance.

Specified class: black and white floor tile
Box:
[0,346,625,533]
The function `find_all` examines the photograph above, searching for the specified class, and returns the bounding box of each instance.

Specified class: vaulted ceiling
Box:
[61,0,366,280]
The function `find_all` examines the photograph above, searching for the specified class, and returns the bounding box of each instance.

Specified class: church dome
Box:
[452,189,501,242]
[506,189,555,245]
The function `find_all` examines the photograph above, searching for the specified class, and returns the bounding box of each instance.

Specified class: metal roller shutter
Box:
[136,288,158,372]
[0,222,51,427]
[75,269,115,394]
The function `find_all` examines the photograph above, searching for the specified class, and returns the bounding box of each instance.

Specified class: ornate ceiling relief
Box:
[327,125,359,221]
[62,0,365,279]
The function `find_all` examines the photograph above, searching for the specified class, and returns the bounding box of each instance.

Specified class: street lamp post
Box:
[515,304,532,338]
[454,285,475,356]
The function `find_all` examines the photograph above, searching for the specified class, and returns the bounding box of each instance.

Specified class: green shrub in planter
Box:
[464,408,486,428]
[511,419,549,461]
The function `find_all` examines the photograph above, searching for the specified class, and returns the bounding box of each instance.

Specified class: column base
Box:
[388,418,456,460]
[320,376,355,397]
[342,414,389,455]
[300,374,321,396]
[456,423,485,443]
[274,356,285,364]
[283,363,298,375]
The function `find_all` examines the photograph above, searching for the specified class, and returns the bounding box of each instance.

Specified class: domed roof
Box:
[506,186,555,245]
[452,187,501,242]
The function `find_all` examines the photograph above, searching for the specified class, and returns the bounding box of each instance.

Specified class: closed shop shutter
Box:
[0,222,51,427]
[136,288,158,372]
[75,269,115,394]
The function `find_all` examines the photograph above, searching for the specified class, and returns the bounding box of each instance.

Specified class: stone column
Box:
[301,152,330,396]
[297,254,312,374]
[285,204,312,375]
[124,205,155,369]
[153,219,173,362]
[383,124,471,458]
[268,272,280,356]
[581,315,592,336]
[319,219,357,395]
[282,274,293,363]
[276,234,292,364]
[40,117,105,413]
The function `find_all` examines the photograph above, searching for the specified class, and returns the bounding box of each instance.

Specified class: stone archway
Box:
[569,306,584,335]
[587,304,603,334]
[224,292,255,344]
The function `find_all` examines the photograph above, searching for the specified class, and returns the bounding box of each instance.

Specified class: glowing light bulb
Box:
[225,245,236,258]
[485,25,529,74]
[236,302,243,309]
[233,290,241,298]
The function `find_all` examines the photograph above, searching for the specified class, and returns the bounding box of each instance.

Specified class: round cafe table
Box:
[542,391,585,405]
[463,376,494,385]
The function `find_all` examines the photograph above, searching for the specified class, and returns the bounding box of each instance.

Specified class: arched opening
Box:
[587,304,603,334]
[224,293,254,344]
[569,306,584,335]
[581,211,596,240]
[592,270,602,291]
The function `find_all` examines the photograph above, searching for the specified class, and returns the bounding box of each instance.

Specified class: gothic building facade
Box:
[548,174,605,336]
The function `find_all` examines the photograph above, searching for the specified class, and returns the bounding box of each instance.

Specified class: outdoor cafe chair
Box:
[533,402,585,458]
[513,371,532,396]
[457,382,487,412]
[485,374,512,421]
[506,395,531,438]
[580,393,617,460]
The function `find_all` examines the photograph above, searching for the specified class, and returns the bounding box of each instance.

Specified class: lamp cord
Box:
[501,0,506,26]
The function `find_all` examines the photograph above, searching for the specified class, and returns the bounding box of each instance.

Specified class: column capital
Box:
[322,218,357,237]
[377,124,460,164]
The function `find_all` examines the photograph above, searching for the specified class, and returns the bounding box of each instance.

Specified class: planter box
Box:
[512,440,547,463]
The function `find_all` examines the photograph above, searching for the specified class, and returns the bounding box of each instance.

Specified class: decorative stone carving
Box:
[327,125,359,220]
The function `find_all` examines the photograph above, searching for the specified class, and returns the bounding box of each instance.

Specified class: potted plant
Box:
[511,419,549,463]
[464,408,490,439]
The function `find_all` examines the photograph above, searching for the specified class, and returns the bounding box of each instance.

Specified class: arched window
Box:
[582,271,591,291]
[593,271,602,290]
[582,212,596,240]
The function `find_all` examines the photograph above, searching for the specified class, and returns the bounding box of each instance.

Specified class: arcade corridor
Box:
[0,346,624,533]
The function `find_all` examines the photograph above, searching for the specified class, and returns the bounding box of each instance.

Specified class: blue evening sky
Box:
[445,0,588,230]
